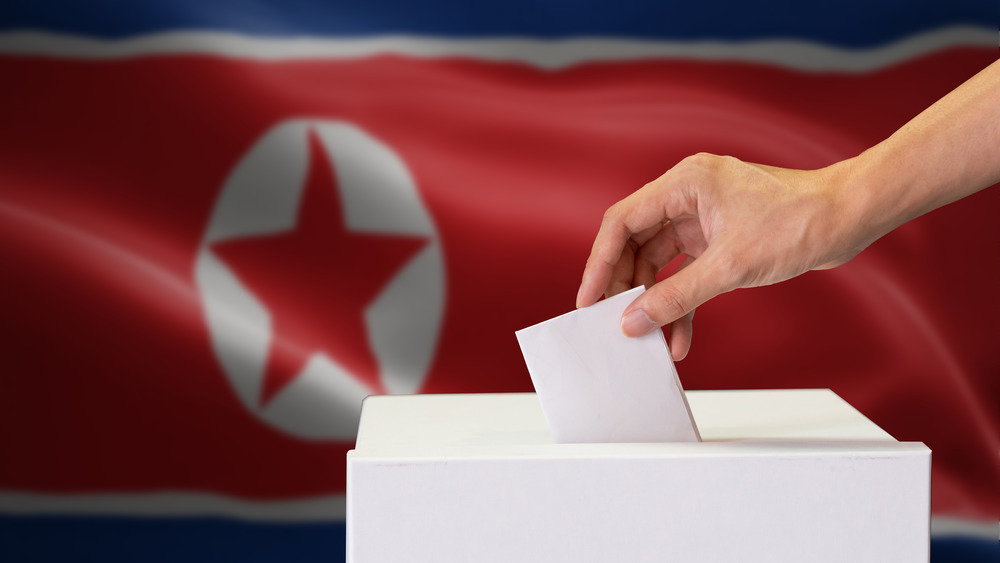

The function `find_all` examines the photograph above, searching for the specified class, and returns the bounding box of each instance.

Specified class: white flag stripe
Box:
[0,26,994,72]
[929,516,998,540]
[0,491,345,521]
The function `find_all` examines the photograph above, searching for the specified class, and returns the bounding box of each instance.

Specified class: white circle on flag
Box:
[194,119,445,440]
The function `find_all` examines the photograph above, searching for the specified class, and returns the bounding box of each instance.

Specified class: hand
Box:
[578,60,1000,361]
[576,153,871,360]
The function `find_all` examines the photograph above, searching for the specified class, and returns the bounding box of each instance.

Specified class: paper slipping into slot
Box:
[516,286,700,443]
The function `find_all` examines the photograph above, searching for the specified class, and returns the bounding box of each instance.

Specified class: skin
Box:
[577,58,1000,361]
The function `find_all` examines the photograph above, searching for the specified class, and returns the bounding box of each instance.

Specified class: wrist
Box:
[805,153,897,269]
[823,146,915,251]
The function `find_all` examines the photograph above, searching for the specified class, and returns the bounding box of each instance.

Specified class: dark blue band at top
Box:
[0,0,997,46]
[1,516,998,563]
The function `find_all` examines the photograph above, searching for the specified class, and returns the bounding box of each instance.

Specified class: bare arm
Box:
[837,58,1000,242]
[577,58,1000,360]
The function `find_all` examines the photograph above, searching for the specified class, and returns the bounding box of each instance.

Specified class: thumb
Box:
[620,253,730,337]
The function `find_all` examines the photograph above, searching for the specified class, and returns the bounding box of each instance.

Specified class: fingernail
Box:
[576,284,585,308]
[621,309,655,337]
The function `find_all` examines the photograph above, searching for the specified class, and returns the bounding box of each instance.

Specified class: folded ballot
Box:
[515,286,699,443]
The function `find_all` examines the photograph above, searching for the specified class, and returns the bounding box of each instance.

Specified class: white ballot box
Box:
[347,390,929,562]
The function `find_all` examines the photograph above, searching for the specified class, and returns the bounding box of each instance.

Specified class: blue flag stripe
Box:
[0,516,346,563]
[1,0,997,46]
[1,516,997,563]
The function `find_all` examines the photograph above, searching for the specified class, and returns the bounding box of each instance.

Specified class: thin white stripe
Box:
[930,516,998,540]
[0,491,996,539]
[0,491,346,521]
[0,26,994,71]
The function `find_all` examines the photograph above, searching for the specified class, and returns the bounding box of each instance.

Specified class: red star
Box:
[213,128,428,406]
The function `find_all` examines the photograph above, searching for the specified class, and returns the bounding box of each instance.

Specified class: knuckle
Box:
[602,202,636,239]
[681,152,716,169]
[602,202,623,223]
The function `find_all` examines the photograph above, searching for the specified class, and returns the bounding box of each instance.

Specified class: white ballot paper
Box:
[516,286,700,443]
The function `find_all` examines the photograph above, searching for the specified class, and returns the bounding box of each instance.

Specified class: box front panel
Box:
[348,451,929,562]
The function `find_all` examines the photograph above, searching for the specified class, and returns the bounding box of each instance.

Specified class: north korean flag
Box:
[0,1,997,562]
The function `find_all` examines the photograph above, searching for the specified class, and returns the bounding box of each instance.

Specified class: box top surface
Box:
[354,389,897,452]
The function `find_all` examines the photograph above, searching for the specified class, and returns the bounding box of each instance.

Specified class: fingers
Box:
[577,211,676,307]
[631,225,682,290]
[658,254,695,360]
[577,174,697,308]
[606,222,672,297]
[621,251,730,337]
[606,239,637,298]
[668,310,694,361]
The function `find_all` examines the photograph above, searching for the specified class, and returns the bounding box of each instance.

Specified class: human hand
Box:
[577,153,874,361]
[579,60,1000,361]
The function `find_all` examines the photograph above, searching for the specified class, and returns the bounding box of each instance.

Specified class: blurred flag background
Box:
[0,1,997,561]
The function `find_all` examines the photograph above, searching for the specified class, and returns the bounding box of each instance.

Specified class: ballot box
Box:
[346,390,929,562]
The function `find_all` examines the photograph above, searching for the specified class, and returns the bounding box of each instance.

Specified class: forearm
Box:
[833,58,1000,243]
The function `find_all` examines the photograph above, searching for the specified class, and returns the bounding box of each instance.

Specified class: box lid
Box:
[354,389,896,451]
